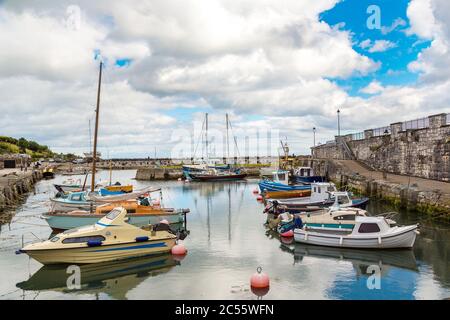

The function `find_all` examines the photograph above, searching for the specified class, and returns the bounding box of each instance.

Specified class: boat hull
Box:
[293,226,418,249]
[259,181,310,192]
[274,197,369,212]
[43,212,185,231]
[188,173,247,181]
[264,189,311,199]
[292,176,325,184]
[22,238,176,265]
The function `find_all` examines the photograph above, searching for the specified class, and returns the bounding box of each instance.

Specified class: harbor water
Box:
[0,170,449,300]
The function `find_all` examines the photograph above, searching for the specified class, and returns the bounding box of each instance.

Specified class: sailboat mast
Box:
[226,113,230,162]
[91,61,103,193]
[205,113,209,162]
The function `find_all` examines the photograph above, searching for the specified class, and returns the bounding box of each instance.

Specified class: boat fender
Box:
[135,236,149,242]
[87,240,103,247]
[339,237,343,246]
[378,236,382,245]
[304,232,308,241]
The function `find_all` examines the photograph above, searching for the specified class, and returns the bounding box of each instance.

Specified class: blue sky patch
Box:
[320,0,431,96]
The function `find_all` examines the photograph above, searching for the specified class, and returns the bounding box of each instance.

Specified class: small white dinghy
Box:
[294,216,419,249]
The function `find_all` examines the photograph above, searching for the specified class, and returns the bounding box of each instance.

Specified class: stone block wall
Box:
[312,113,450,181]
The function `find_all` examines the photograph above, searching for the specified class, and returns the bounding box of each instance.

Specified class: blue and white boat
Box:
[292,167,325,184]
[259,170,311,193]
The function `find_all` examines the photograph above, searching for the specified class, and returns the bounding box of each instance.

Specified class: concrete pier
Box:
[0,169,42,213]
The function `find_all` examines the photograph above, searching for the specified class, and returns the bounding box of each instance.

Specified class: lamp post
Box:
[313,127,316,147]
[337,109,341,137]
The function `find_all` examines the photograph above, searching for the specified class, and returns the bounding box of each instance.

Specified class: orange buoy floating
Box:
[252,189,259,194]
[256,195,263,201]
[171,243,187,256]
[280,229,294,238]
[160,219,169,225]
[250,267,270,289]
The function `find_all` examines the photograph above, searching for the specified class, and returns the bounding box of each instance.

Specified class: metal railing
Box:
[351,132,364,141]
[373,126,391,137]
[402,117,429,130]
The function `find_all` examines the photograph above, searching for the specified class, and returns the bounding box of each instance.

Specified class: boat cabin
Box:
[294,167,314,177]
[351,216,391,235]
[329,191,353,209]
[271,170,290,185]
[310,182,337,202]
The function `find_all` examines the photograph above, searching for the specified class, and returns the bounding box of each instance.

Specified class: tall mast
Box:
[205,113,209,162]
[91,61,103,193]
[226,113,230,162]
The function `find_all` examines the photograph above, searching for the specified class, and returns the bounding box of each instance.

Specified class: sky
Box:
[0,0,449,158]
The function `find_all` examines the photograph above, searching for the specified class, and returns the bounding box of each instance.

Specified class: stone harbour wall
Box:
[312,113,450,181]
[0,170,43,213]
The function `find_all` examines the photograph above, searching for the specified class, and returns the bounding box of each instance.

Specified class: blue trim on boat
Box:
[95,222,119,227]
[305,223,354,229]
[91,242,167,252]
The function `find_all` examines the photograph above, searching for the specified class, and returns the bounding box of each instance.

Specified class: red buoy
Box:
[256,195,263,201]
[171,243,187,255]
[250,267,270,289]
[253,189,259,194]
[280,229,294,238]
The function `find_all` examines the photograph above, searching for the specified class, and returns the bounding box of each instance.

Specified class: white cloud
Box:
[368,40,397,53]
[0,0,449,156]
[406,0,438,39]
[381,18,407,35]
[359,81,384,95]
[359,39,372,49]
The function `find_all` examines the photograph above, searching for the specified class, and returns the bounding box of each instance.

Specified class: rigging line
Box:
[192,116,206,160]
[227,118,241,158]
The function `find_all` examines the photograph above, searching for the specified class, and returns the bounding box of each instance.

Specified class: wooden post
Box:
[91,61,103,193]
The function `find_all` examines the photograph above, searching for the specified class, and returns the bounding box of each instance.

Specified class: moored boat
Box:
[293,216,418,249]
[292,167,325,184]
[43,198,189,231]
[21,207,178,264]
[259,170,310,193]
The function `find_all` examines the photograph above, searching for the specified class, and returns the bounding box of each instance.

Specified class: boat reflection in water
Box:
[16,253,180,299]
[267,230,418,275]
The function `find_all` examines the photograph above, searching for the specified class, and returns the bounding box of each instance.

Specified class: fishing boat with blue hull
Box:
[259,170,311,192]
[21,207,178,265]
[292,167,325,184]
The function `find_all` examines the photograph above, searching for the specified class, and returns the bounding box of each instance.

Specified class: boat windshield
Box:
[105,209,121,220]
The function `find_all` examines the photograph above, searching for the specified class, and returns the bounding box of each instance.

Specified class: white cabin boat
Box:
[20,207,177,264]
[294,216,418,249]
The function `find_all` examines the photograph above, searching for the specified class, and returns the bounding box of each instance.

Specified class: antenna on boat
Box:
[91,61,103,193]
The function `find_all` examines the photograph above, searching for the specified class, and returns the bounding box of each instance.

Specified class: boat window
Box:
[105,209,121,220]
[62,235,105,244]
[278,173,286,181]
[338,196,350,204]
[71,194,82,201]
[50,236,60,242]
[358,223,381,233]
[333,214,356,221]
[318,187,321,193]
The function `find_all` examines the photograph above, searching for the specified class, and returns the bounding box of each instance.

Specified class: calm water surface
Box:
[0,170,449,300]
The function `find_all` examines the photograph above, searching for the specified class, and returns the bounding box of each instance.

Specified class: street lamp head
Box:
[337,109,340,114]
